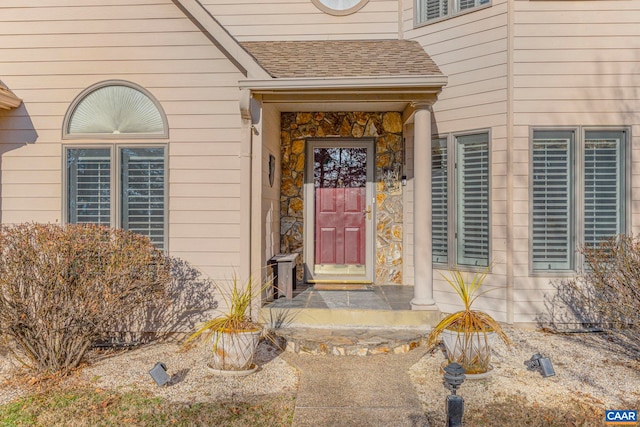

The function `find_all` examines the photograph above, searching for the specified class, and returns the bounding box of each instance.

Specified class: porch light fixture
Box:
[443,362,465,427]
[149,362,170,386]
[525,353,556,377]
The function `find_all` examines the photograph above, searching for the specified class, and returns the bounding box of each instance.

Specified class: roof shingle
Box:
[240,40,442,79]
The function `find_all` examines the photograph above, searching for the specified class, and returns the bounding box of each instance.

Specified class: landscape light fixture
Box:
[149,362,170,386]
[443,362,466,427]
[525,353,556,377]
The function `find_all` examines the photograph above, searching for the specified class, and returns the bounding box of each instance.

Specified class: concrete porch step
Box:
[260,306,439,329]
[269,327,426,356]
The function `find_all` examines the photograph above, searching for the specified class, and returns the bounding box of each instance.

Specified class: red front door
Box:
[315,187,366,265]
[312,146,368,269]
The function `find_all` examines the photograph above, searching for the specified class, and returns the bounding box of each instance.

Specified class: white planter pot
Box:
[210,329,261,372]
[441,328,496,375]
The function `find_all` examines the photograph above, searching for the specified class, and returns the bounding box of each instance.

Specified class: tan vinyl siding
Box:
[509,1,640,322]
[200,0,400,41]
[0,0,247,285]
[404,0,509,322]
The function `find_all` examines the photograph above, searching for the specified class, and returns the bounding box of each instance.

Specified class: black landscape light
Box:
[525,353,556,377]
[149,362,170,386]
[443,362,466,427]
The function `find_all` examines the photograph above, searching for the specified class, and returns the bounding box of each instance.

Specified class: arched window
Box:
[63,81,167,249]
[63,81,168,138]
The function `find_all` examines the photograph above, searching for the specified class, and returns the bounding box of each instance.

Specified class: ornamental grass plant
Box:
[427,266,511,374]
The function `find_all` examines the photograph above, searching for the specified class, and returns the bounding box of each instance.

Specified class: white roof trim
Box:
[0,84,22,110]
[172,0,271,79]
[240,75,448,92]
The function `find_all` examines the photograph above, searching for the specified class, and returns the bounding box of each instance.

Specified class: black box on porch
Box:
[268,253,298,300]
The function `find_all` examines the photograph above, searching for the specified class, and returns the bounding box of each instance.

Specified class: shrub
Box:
[580,234,640,331]
[0,223,171,374]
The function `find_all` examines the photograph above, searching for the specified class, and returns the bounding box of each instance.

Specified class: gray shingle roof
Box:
[240,40,442,79]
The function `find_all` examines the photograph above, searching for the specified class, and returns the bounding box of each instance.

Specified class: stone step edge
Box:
[269,328,427,356]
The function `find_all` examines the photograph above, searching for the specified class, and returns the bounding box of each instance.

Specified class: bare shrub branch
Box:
[0,223,171,374]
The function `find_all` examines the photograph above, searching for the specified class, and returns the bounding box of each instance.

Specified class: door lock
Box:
[363,205,372,220]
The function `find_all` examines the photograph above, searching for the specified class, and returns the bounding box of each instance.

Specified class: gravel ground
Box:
[410,327,640,425]
[2,328,639,425]
[0,339,299,406]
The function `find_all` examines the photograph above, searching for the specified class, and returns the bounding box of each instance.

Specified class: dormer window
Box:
[416,0,490,25]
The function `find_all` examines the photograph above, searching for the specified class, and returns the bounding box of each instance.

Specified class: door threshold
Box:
[312,283,374,291]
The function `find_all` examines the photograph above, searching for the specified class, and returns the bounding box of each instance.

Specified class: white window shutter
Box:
[531,131,573,270]
[67,149,111,225]
[432,138,448,263]
[121,148,166,249]
[456,133,489,267]
[584,131,625,247]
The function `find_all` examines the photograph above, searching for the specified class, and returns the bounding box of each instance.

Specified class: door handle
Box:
[363,205,372,220]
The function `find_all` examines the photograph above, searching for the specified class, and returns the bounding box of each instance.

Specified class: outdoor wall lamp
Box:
[443,362,466,427]
[149,362,170,386]
[525,353,556,377]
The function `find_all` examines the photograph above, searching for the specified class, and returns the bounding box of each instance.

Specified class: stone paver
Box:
[275,327,425,356]
[282,348,429,426]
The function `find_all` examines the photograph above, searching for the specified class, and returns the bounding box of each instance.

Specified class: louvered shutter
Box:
[418,0,447,22]
[67,148,111,225]
[584,131,625,247]
[432,138,448,263]
[121,148,165,249]
[456,133,489,267]
[531,131,573,270]
[457,0,489,11]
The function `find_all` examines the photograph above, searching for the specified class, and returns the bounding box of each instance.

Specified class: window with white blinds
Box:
[418,0,447,22]
[66,147,166,250]
[121,148,165,250]
[456,133,489,267]
[456,0,489,12]
[532,131,573,270]
[531,128,627,271]
[67,149,111,225]
[416,0,489,24]
[432,137,448,263]
[584,131,625,248]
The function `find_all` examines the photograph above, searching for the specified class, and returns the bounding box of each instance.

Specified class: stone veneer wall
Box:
[280,112,405,285]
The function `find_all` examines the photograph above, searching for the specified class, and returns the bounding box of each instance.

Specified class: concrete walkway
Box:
[281,348,430,427]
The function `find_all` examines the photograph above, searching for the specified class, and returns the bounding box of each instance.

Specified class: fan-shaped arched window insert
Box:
[64,81,168,139]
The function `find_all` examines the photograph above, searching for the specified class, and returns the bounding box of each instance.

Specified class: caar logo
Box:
[605,410,638,425]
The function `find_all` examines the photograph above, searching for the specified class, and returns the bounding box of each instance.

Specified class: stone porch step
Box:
[269,327,426,356]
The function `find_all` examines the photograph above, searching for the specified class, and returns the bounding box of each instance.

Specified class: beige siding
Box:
[0,0,247,286]
[509,0,640,322]
[200,0,399,41]
[403,0,509,321]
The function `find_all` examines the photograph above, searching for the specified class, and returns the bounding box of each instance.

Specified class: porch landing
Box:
[260,285,440,356]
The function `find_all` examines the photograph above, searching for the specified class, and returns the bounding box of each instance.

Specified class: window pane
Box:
[532,131,573,270]
[68,85,165,135]
[67,148,111,225]
[456,133,489,267]
[418,0,448,22]
[456,0,489,12]
[432,138,448,263]
[584,131,625,247]
[121,148,165,249]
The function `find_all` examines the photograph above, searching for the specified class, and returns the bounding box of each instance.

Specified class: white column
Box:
[411,104,436,310]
